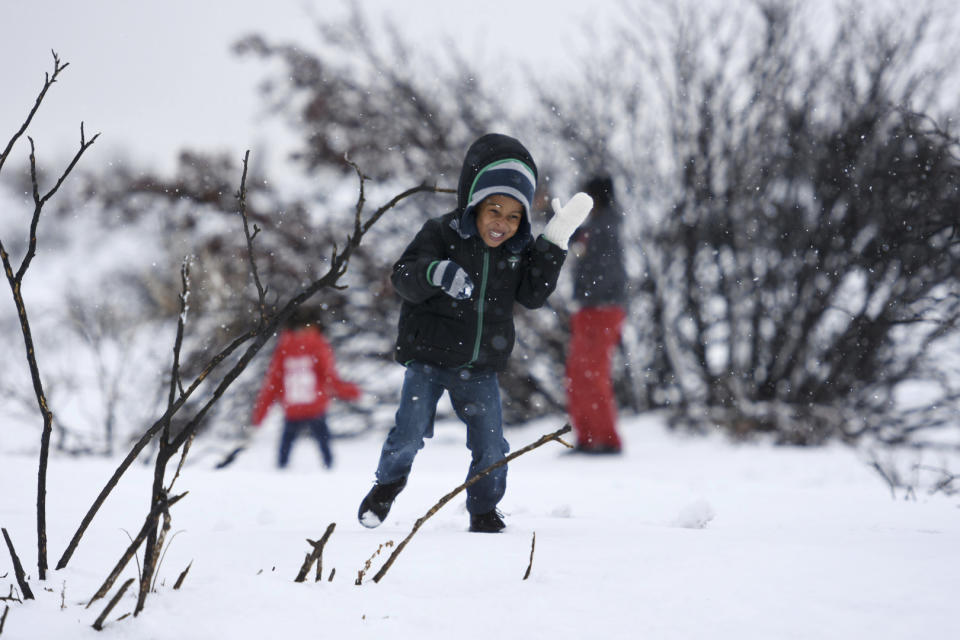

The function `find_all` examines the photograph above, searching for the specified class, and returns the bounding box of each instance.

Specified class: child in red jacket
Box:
[252,310,360,468]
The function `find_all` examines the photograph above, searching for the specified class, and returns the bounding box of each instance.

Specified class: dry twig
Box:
[294,523,336,583]
[356,541,394,585]
[522,532,536,581]
[57,170,443,573]
[0,51,99,581]
[237,150,268,321]
[173,562,192,590]
[0,586,22,603]
[367,424,572,584]
[136,258,195,614]
[91,578,133,631]
[86,492,186,609]
[1,529,34,600]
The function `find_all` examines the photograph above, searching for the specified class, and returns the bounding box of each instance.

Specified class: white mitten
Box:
[542,192,594,250]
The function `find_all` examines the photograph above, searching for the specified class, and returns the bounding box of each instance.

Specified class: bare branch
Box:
[369,424,572,584]
[237,150,268,322]
[59,178,440,571]
[360,183,454,237]
[1,529,34,600]
[137,256,195,616]
[173,561,192,590]
[355,541,394,586]
[166,433,194,495]
[294,523,336,583]
[19,124,99,283]
[91,578,133,632]
[0,50,68,176]
[0,585,23,603]
[136,507,173,615]
[168,260,190,406]
[0,56,99,582]
[55,327,261,570]
[85,492,186,609]
[522,532,536,580]
[344,153,368,244]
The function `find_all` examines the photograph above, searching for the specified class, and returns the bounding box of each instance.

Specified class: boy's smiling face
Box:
[476,195,524,248]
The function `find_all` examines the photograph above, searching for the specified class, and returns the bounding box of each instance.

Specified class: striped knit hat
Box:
[465,158,537,218]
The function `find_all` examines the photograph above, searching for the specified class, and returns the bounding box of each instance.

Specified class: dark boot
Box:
[358,478,407,528]
[572,442,622,455]
[469,509,505,533]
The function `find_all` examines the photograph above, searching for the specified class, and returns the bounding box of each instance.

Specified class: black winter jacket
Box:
[391,134,566,371]
[572,199,628,307]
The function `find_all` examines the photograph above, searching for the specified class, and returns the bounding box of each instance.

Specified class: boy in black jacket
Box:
[358,133,592,532]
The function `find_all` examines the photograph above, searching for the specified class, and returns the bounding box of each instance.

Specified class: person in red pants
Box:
[252,309,361,468]
[565,175,628,454]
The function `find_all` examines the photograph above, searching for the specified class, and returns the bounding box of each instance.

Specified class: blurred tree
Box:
[6,0,959,448]
[536,0,960,443]
[232,4,507,181]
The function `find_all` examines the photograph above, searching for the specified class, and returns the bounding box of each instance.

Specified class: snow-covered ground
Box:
[2,412,958,639]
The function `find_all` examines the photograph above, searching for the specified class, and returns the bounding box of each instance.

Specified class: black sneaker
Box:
[358,478,406,528]
[469,509,505,533]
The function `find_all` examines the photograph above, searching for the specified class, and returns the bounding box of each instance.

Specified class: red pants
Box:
[566,306,626,449]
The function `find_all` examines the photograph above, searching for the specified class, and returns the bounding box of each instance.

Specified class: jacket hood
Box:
[454,133,538,253]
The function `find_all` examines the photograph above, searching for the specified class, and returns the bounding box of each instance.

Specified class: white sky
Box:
[0,0,595,174]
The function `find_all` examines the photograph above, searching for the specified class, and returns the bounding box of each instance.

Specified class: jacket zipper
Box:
[467,249,490,366]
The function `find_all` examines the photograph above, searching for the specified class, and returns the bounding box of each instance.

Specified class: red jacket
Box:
[251,327,360,425]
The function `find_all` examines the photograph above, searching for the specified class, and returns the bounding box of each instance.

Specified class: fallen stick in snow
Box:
[91,578,133,631]
[294,523,336,583]
[523,532,536,581]
[173,561,192,590]
[368,423,572,584]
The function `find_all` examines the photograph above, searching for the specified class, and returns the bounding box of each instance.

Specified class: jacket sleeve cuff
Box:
[536,234,567,259]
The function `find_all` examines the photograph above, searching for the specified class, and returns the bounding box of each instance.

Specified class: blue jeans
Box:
[279,416,333,468]
[374,361,509,515]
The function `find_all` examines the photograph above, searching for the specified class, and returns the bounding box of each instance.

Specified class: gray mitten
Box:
[429,260,474,299]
